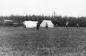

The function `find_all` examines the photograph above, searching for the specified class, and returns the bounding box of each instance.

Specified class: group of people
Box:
[36,22,79,30]
[36,22,48,30]
[23,20,79,31]
[65,22,79,28]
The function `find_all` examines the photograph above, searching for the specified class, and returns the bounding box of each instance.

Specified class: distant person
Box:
[23,24,26,28]
[66,22,69,28]
[36,23,40,30]
[76,23,79,28]
[45,22,48,29]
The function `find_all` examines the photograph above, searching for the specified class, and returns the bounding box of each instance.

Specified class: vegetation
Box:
[0,15,86,56]
[0,15,86,27]
[0,27,86,56]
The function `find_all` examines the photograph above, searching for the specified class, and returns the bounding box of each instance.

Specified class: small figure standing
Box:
[76,23,79,28]
[36,23,40,30]
[66,22,69,28]
[45,22,48,29]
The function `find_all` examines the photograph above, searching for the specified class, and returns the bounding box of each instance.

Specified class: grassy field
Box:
[0,27,86,56]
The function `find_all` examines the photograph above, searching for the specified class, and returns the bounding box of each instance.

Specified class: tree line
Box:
[0,15,86,27]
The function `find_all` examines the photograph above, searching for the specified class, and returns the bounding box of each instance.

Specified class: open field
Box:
[0,27,86,56]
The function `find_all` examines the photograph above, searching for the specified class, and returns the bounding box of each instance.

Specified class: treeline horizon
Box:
[0,15,86,27]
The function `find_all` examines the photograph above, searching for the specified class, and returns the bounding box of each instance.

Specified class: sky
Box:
[0,0,85,17]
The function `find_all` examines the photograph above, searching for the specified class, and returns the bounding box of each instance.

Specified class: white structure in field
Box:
[23,21,38,28]
[3,20,13,23]
[40,20,54,28]
[3,20,13,25]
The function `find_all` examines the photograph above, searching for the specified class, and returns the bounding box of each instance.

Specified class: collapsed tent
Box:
[40,20,54,28]
[23,21,38,28]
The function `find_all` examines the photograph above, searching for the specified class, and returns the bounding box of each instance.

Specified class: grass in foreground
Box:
[0,27,86,56]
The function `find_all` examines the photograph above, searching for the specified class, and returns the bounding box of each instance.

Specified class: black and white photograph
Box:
[0,0,86,56]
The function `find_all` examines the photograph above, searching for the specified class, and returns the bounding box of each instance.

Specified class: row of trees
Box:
[0,15,86,27]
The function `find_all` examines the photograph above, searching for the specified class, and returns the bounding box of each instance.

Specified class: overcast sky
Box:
[0,0,85,17]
